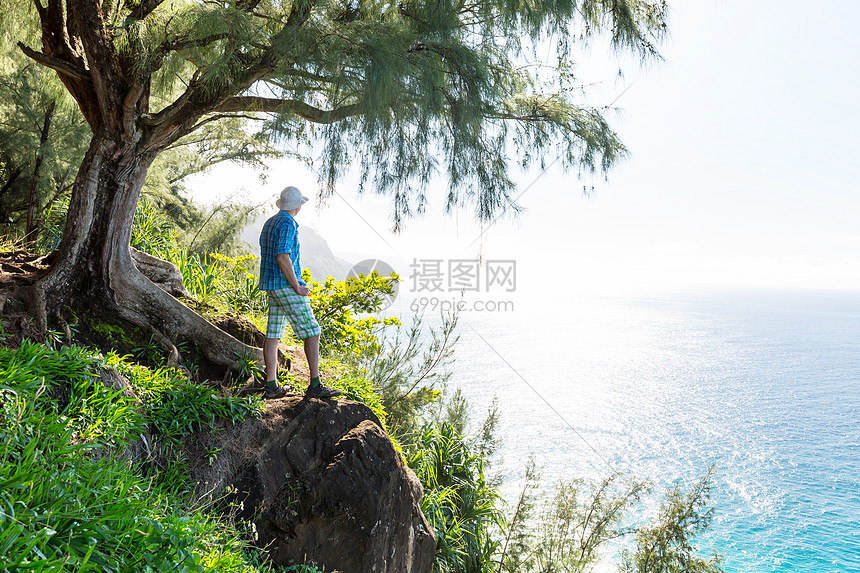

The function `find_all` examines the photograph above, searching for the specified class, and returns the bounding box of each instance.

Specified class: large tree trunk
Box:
[39,131,138,304]
[11,0,267,374]
[30,131,260,371]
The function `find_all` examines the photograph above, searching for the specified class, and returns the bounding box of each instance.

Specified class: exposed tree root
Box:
[1,249,265,384]
[111,264,264,373]
[130,247,188,298]
[117,306,180,367]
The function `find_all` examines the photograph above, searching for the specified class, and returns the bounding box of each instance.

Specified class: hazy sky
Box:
[189,1,860,295]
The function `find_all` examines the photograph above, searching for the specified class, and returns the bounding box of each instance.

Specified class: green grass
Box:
[0,342,144,445]
[0,342,269,572]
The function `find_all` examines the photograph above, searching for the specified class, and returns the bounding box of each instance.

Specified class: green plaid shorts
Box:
[266,288,321,340]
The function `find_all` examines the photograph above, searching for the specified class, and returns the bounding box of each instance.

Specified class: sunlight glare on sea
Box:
[400,290,860,573]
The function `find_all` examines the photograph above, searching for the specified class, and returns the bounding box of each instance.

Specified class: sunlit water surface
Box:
[392,290,860,572]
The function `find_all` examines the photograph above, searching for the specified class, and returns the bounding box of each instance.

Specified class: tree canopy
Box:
[0,0,668,372]
[0,25,276,253]
[6,0,667,227]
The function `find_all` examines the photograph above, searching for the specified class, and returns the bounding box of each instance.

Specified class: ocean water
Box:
[394,290,860,572]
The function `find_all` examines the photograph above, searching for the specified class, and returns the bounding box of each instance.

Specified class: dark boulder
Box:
[187,395,435,573]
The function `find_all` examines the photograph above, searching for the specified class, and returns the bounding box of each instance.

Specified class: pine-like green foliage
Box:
[255,0,670,226]
[621,466,724,573]
[0,60,270,249]
[497,456,541,572]
[0,3,276,245]
[494,461,725,573]
[5,0,667,230]
[527,473,649,572]
[0,51,89,235]
[494,459,649,573]
[357,311,459,438]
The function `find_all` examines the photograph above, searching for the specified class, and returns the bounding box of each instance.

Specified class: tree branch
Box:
[142,2,321,149]
[213,97,361,124]
[32,0,47,20]
[17,42,91,82]
[188,113,265,133]
[283,68,337,83]
[28,0,101,130]
[235,0,263,12]
[160,33,231,53]
[123,79,148,137]
[69,0,125,133]
[131,0,166,20]
[0,168,22,198]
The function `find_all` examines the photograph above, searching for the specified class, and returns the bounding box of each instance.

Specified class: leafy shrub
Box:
[37,195,68,253]
[408,423,505,573]
[172,250,266,315]
[177,248,223,304]
[209,253,267,315]
[101,352,263,445]
[322,364,387,426]
[0,342,143,444]
[132,195,180,258]
[305,269,400,354]
[148,383,263,444]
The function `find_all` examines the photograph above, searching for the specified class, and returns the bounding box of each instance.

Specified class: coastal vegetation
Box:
[1,0,726,570]
[1,200,724,572]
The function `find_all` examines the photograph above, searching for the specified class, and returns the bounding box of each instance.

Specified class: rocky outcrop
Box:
[187,395,435,573]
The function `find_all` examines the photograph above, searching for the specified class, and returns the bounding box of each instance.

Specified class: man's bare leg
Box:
[304,334,320,381]
[263,337,280,382]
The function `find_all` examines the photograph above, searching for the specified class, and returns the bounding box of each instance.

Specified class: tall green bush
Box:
[305,269,400,354]
[409,423,505,573]
[621,467,723,573]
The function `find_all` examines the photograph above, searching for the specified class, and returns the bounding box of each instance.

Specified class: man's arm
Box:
[276,253,310,296]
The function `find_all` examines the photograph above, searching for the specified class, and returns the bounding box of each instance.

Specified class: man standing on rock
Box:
[258,186,342,400]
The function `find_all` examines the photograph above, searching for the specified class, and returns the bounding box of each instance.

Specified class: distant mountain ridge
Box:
[297,226,354,280]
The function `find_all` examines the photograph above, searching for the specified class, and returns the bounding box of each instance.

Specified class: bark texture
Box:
[14,131,261,371]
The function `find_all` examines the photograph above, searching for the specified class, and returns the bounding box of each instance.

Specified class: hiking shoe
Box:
[305,384,342,399]
[264,385,290,399]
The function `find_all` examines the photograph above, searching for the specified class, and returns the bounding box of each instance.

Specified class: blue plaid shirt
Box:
[258,210,306,291]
